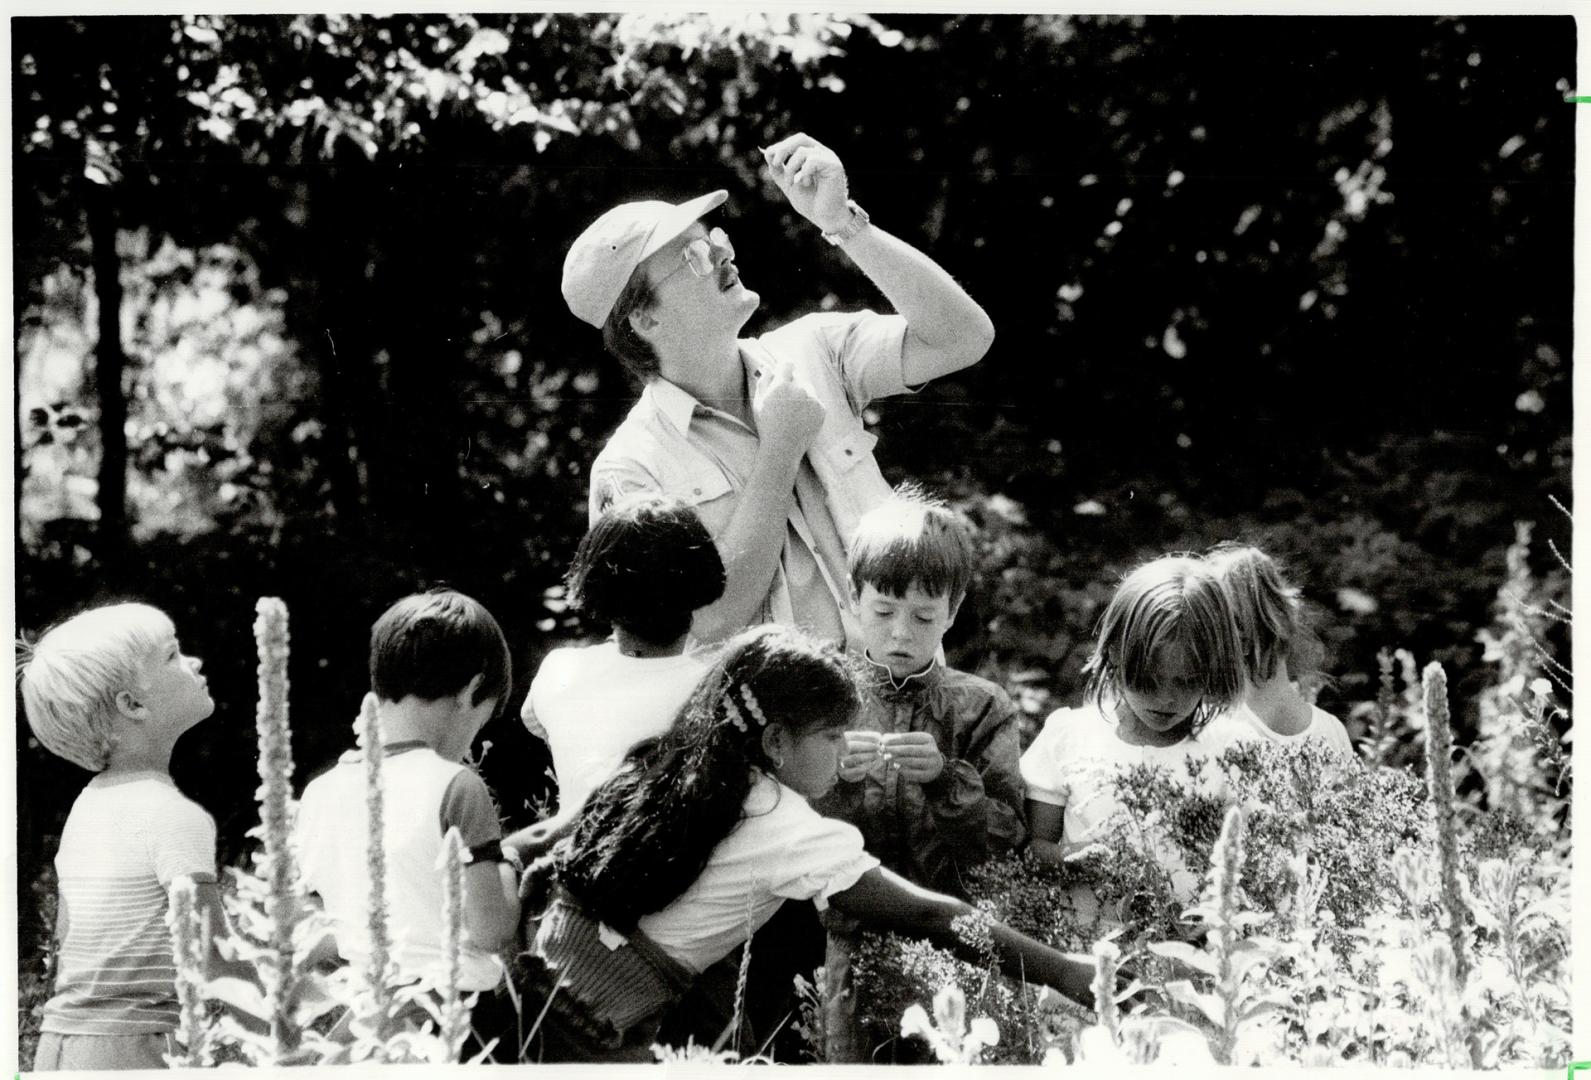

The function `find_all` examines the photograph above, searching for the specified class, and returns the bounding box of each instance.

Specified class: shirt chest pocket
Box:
[657,463,733,509]
[817,426,880,475]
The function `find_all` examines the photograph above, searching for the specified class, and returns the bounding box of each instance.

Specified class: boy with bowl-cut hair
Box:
[20,602,254,1071]
[814,487,1026,896]
[294,588,520,1059]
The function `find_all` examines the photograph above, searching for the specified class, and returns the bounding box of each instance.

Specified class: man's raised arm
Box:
[763,133,996,387]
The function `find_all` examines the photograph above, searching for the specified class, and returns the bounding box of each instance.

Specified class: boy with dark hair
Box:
[294,589,519,1059]
[813,488,1026,895]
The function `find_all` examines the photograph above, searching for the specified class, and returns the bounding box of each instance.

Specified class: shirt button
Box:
[844,448,853,456]
[693,487,703,496]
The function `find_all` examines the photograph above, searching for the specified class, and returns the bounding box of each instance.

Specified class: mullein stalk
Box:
[358,693,395,1033]
[439,827,470,1060]
[1209,804,1248,1065]
[1421,663,1471,983]
[1090,939,1121,1042]
[167,876,210,1067]
[252,597,300,1055]
[1422,662,1483,1069]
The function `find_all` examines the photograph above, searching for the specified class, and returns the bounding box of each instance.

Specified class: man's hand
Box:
[881,732,945,784]
[763,133,851,233]
[838,730,884,782]
[758,361,825,455]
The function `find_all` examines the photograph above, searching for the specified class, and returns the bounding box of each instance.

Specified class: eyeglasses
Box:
[655,227,733,287]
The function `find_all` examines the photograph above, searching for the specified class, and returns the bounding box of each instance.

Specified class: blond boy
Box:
[21,602,240,1070]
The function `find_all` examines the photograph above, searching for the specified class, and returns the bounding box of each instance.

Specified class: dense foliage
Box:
[845,532,1572,1067]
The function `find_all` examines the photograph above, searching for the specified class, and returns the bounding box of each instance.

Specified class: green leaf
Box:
[1147,939,1218,977]
[1164,979,1226,1028]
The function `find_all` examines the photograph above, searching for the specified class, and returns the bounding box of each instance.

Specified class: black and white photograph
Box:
[9,7,1579,1071]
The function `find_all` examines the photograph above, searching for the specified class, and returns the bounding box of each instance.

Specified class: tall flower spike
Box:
[1206,804,1248,1065]
[1090,939,1121,1042]
[360,693,395,1025]
[166,876,210,1067]
[252,596,301,1055]
[739,684,768,727]
[438,827,470,1058]
[1422,662,1473,986]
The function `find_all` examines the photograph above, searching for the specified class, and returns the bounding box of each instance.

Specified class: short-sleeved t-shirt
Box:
[44,772,218,1035]
[1208,702,1355,757]
[1021,703,1230,904]
[525,642,707,814]
[635,772,879,973]
[295,742,506,991]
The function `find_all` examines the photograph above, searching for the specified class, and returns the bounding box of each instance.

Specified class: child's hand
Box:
[881,732,944,784]
[838,730,883,782]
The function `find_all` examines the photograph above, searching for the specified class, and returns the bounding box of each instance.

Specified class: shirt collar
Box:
[642,377,702,436]
[863,651,943,695]
[643,345,764,436]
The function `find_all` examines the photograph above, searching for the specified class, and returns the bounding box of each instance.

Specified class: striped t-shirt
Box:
[42,772,217,1035]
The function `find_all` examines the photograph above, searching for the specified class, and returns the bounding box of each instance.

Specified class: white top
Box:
[295,747,504,991]
[525,641,708,813]
[1021,703,1231,903]
[45,773,217,1035]
[1215,702,1354,757]
[636,773,879,973]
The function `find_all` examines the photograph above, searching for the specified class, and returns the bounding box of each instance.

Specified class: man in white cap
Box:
[564,132,995,649]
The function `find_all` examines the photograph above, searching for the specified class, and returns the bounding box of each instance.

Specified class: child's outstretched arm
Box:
[828,866,1093,1006]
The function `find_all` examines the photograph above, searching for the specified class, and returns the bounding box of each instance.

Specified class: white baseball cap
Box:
[561,190,729,328]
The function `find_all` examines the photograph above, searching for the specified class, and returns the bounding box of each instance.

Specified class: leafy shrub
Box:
[854,651,1572,1067]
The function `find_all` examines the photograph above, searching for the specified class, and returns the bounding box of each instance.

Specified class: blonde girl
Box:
[1022,555,1244,902]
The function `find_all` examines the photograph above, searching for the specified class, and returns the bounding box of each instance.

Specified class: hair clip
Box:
[723,694,748,732]
[739,685,768,727]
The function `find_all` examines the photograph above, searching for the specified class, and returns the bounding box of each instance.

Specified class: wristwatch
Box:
[822,200,871,247]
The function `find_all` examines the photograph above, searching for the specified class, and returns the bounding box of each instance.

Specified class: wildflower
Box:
[1090,939,1121,1040]
[359,693,394,1015]
[900,985,999,1064]
[1529,677,1553,699]
[1421,663,1472,983]
[165,876,209,1067]
[437,826,470,1057]
[252,596,301,1053]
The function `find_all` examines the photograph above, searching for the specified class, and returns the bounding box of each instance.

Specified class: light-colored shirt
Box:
[1021,703,1230,905]
[1209,702,1354,757]
[44,773,217,1036]
[636,772,879,973]
[524,641,708,813]
[588,310,913,646]
[295,744,505,991]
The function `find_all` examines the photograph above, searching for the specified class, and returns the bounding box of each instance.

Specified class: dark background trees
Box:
[13,13,1572,912]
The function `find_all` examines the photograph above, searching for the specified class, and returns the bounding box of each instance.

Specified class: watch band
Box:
[822,200,871,247]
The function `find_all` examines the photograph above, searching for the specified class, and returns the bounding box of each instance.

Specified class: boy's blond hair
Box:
[19,602,175,772]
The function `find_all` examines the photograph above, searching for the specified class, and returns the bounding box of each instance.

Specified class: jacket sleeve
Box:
[914,686,1028,888]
